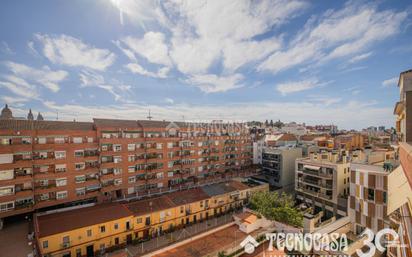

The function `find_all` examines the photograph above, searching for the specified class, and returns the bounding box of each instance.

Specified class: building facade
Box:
[0,118,255,221]
[261,146,302,191]
[295,151,350,217]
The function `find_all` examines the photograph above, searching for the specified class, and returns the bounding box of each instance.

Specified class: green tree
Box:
[248,191,303,227]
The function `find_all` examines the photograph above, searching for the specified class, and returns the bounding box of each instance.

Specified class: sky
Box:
[0,0,411,130]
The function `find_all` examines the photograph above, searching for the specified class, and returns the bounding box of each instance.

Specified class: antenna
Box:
[147,109,153,120]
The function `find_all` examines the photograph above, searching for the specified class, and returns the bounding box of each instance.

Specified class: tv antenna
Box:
[147,109,153,120]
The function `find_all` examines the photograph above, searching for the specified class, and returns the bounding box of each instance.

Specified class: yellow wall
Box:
[39,184,269,256]
[40,216,134,256]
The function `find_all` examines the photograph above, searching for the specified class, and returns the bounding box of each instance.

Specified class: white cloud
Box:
[276,78,324,95]
[2,61,67,93]
[79,70,132,101]
[1,96,29,104]
[1,41,14,55]
[113,0,306,78]
[307,95,341,106]
[165,98,174,104]
[125,63,169,79]
[259,3,407,73]
[27,41,40,57]
[41,99,393,130]
[382,77,398,87]
[120,32,171,66]
[35,34,116,71]
[185,73,244,93]
[0,77,38,99]
[348,52,373,63]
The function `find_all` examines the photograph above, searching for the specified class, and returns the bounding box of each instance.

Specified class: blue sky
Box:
[0,0,411,129]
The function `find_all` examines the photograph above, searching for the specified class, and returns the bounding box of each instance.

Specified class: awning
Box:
[304,165,320,170]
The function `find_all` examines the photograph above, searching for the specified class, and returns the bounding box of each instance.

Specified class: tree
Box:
[218,251,227,257]
[248,191,303,227]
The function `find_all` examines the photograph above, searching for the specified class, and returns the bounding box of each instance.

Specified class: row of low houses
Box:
[33,179,268,257]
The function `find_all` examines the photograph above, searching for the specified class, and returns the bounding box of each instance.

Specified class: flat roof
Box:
[35,203,132,238]
[0,120,94,131]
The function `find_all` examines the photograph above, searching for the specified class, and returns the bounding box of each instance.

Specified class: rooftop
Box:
[0,119,94,131]
[35,203,132,238]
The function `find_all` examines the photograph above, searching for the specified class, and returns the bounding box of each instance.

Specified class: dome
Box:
[0,104,13,120]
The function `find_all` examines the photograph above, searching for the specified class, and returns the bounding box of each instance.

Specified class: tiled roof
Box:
[0,119,94,131]
[201,181,249,197]
[126,195,175,216]
[167,188,209,206]
[93,118,141,129]
[35,203,132,238]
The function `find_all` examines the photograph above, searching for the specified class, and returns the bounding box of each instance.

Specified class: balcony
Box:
[34,181,56,189]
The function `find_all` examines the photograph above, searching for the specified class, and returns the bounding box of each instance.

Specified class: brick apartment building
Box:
[0,108,255,221]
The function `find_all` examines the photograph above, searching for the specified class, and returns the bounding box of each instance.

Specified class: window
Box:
[367,188,375,201]
[76,249,81,257]
[114,179,122,186]
[127,144,135,151]
[56,191,68,200]
[75,163,85,171]
[42,240,48,249]
[73,137,83,144]
[0,170,13,180]
[38,137,46,144]
[55,164,67,173]
[87,229,92,237]
[100,226,105,233]
[128,176,136,183]
[167,142,173,149]
[76,188,86,196]
[54,137,65,144]
[168,172,173,177]
[114,156,122,163]
[156,143,163,149]
[383,192,387,204]
[87,137,94,143]
[55,151,66,160]
[0,186,14,196]
[113,144,122,152]
[128,166,135,173]
[56,178,67,187]
[136,218,142,223]
[114,223,119,230]
[0,201,14,212]
[128,155,135,162]
[75,175,86,183]
[74,150,84,157]
[156,172,163,179]
[54,151,66,160]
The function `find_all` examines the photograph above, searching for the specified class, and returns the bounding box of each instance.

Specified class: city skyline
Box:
[0,0,411,129]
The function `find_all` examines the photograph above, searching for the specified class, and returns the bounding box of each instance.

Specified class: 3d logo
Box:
[240,235,259,254]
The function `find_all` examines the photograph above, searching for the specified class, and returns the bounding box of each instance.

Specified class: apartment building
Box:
[394,69,412,142]
[261,146,302,191]
[0,119,100,222]
[0,114,255,221]
[34,180,268,257]
[295,151,350,217]
[390,68,412,257]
